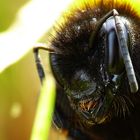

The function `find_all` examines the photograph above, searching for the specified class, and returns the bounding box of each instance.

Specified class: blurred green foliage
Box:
[0,51,40,140]
[0,0,72,139]
[30,75,56,140]
[0,0,29,32]
[0,1,41,140]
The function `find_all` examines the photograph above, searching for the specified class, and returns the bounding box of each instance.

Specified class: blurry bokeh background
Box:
[0,0,39,139]
[0,51,40,140]
[0,0,72,140]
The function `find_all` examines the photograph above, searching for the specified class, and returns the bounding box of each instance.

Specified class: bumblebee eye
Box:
[90,9,138,93]
[99,15,127,75]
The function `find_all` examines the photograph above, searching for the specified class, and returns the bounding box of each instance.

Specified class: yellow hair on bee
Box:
[55,0,140,24]
[47,0,140,45]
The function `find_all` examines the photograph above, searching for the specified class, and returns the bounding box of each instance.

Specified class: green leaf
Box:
[30,75,56,140]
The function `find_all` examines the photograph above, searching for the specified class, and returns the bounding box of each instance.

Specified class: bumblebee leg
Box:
[33,46,45,83]
[33,44,64,129]
[33,43,56,83]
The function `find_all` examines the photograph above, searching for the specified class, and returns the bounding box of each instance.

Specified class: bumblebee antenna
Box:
[113,9,138,93]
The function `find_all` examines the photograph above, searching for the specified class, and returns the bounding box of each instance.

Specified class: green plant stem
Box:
[30,75,56,140]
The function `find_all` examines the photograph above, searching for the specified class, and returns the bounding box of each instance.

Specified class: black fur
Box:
[48,0,140,139]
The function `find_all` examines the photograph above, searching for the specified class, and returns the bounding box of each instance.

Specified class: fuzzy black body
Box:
[49,1,140,140]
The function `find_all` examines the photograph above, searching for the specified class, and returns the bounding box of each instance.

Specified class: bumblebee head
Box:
[49,1,140,125]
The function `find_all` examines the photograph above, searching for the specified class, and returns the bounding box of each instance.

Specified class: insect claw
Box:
[112,9,119,16]
[33,43,56,53]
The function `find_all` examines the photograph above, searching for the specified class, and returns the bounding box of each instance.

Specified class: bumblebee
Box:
[33,0,140,139]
